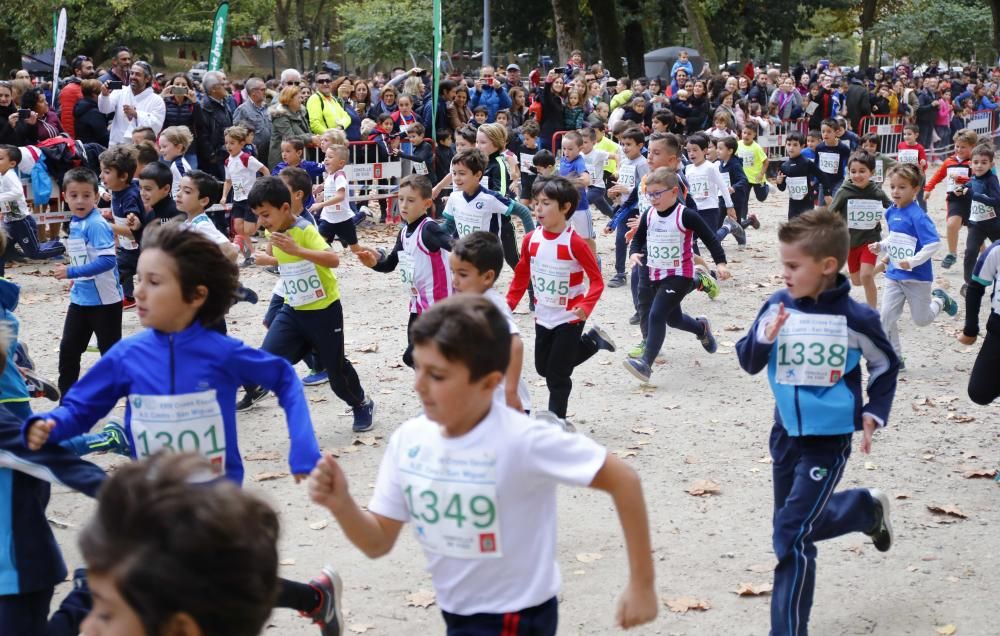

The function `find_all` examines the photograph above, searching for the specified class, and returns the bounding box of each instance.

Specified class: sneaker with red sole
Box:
[122,298,137,311]
[304,565,343,636]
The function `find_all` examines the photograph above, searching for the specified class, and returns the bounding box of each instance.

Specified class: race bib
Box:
[776,313,849,387]
[720,171,732,190]
[588,164,603,187]
[874,160,884,183]
[738,152,754,168]
[280,259,327,307]
[453,208,484,237]
[970,200,997,223]
[818,152,839,174]
[846,199,884,230]
[66,238,92,280]
[946,167,967,193]
[787,176,808,201]
[688,174,710,200]
[885,231,918,265]
[531,259,571,307]
[647,226,684,271]
[412,162,428,176]
[519,153,534,172]
[617,165,636,190]
[401,447,501,559]
[805,101,818,115]
[898,149,919,165]
[115,216,138,250]
[233,179,248,200]
[129,391,226,473]
[398,250,416,295]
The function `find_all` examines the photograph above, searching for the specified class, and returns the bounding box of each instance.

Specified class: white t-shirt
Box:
[224,152,265,202]
[367,405,606,614]
[169,157,192,200]
[186,214,229,246]
[484,288,532,411]
[684,160,733,210]
[582,149,609,189]
[321,170,351,224]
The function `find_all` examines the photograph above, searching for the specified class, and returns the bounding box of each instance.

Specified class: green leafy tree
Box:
[338,0,432,67]
[871,0,993,64]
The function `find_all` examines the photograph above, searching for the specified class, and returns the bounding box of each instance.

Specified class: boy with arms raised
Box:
[736,209,898,636]
[309,295,657,633]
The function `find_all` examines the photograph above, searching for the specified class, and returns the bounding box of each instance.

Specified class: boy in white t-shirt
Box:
[450,231,531,413]
[312,145,363,254]
[308,295,657,633]
[581,127,613,219]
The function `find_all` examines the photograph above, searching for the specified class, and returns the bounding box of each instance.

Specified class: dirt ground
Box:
[23,183,1000,635]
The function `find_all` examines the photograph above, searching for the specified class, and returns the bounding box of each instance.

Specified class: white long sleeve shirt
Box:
[685,160,734,211]
[0,169,29,221]
[98,86,166,146]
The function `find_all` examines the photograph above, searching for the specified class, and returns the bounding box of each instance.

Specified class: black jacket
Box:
[196,96,232,178]
[73,97,110,147]
[844,79,870,130]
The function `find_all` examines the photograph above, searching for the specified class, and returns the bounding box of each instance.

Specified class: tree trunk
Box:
[681,0,717,73]
[550,0,583,63]
[780,36,791,72]
[858,0,878,70]
[152,41,166,68]
[619,0,644,77]
[589,0,624,76]
[990,0,1000,61]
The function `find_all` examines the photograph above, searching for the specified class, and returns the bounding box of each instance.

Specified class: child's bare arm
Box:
[504,334,525,411]
[589,454,658,629]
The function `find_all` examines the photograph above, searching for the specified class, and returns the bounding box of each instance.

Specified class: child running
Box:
[24,223,343,635]
[869,164,959,368]
[924,128,975,269]
[313,145,363,254]
[450,231,531,412]
[956,143,1000,294]
[959,241,1000,406]
[55,168,123,397]
[624,168,729,383]
[357,175,453,367]
[240,177,375,432]
[507,176,616,419]
[828,151,892,308]
[736,209,898,636]
[775,131,820,220]
[221,125,269,266]
[308,295,658,633]
[157,125,194,199]
[99,145,143,310]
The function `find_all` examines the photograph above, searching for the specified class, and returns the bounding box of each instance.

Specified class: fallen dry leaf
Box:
[309,519,329,530]
[936,625,957,635]
[353,435,379,446]
[612,449,639,458]
[631,427,656,435]
[348,624,374,634]
[279,558,296,566]
[687,479,721,497]
[251,471,288,482]
[734,582,773,597]
[945,413,976,423]
[864,461,878,470]
[356,343,379,353]
[576,552,603,563]
[927,505,968,519]
[961,468,997,479]
[405,589,436,608]
[663,596,711,613]
[895,492,911,500]
[724,325,743,331]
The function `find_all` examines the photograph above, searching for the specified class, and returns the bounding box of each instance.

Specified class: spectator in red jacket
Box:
[59,55,96,138]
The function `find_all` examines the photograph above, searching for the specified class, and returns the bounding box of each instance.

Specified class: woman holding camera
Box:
[163,73,201,167]
[13,87,64,145]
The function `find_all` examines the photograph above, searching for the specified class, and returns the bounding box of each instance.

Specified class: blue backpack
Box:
[30,153,52,206]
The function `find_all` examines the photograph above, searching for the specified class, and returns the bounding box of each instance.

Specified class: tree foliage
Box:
[870,0,994,63]
[337,0,432,67]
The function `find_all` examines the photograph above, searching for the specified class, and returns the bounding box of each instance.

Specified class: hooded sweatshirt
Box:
[828,179,892,248]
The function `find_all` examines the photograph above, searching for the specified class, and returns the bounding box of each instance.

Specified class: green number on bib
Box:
[827,343,846,367]
[807,342,825,366]
[444,494,467,528]
[154,431,174,451]
[177,429,200,452]
[470,495,496,528]
[203,425,224,454]
[136,430,150,456]
[419,489,440,523]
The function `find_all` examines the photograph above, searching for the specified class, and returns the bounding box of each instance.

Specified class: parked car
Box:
[189,61,208,82]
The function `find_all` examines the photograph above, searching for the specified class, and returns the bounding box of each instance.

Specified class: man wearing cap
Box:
[505,64,523,90]
[59,55,96,137]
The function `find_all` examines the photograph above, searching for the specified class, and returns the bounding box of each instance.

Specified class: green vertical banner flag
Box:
[208,1,230,71]
[51,8,67,107]
[431,0,442,139]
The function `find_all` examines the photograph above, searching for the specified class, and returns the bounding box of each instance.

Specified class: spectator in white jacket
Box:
[98,61,165,146]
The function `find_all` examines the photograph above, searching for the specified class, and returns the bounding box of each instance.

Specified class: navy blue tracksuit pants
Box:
[442,596,557,636]
[769,424,877,636]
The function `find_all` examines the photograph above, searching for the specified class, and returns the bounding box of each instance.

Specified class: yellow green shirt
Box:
[271,216,340,310]
[736,141,768,184]
[596,136,620,175]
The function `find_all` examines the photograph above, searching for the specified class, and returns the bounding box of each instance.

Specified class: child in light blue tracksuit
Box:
[736,209,898,636]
